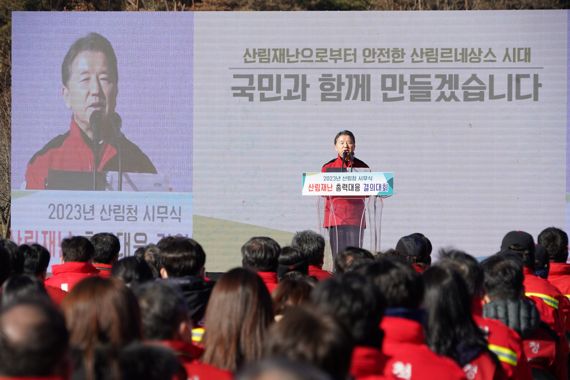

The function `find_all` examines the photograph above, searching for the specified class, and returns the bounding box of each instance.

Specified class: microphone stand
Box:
[89,111,103,191]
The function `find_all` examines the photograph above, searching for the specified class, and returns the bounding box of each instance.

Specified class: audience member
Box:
[500,231,566,337]
[264,306,353,380]
[272,275,314,320]
[157,235,214,327]
[1,274,51,307]
[21,243,51,279]
[111,256,154,287]
[534,244,549,279]
[395,233,432,273]
[482,254,566,379]
[0,244,11,287]
[356,257,466,380]
[237,357,332,380]
[20,243,67,304]
[45,236,99,292]
[423,265,504,380]
[291,230,331,281]
[242,236,281,293]
[538,226,570,333]
[90,232,121,277]
[0,299,69,379]
[62,276,141,380]
[277,246,308,280]
[134,243,161,278]
[438,249,532,380]
[201,267,273,375]
[0,239,21,276]
[134,281,203,368]
[119,343,186,380]
[311,272,389,380]
[334,247,374,274]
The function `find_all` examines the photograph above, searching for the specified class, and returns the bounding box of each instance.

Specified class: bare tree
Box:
[0,2,12,238]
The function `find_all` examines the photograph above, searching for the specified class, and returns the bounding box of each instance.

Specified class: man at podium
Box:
[321,130,369,263]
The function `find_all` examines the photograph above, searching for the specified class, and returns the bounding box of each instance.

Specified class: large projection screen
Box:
[12,11,569,271]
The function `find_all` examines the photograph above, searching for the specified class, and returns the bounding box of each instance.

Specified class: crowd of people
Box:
[0,227,569,380]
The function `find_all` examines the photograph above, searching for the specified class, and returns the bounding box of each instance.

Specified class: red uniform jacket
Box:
[44,262,100,292]
[547,262,570,332]
[93,263,113,278]
[350,345,391,380]
[322,156,369,228]
[256,271,278,293]
[461,351,505,380]
[183,361,233,380]
[45,285,68,305]
[522,324,567,380]
[25,119,156,189]
[523,268,565,336]
[380,315,467,380]
[473,315,531,380]
[153,339,204,365]
[308,265,332,281]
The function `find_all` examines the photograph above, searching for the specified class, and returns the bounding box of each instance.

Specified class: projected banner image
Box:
[11,12,194,262]
[193,11,568,269]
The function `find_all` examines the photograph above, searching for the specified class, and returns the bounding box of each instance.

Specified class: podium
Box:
[302,171,394,261]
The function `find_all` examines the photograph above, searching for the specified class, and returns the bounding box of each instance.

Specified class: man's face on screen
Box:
[63,50,117,136]
[335,134,355,157]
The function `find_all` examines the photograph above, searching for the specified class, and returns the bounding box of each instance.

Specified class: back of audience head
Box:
[21,243,51,279]
[202,267,274,372]
[119,343,186,380]
[264,306,353,380]
[0,299,69,378]
[356,256,424,309]
[237,357,332,380]
[134,243,161,278]
[242,236,281,273]
[1,274,50,308]
[272,275,314,318]
[62,276,141,353]
[134,281,191,342]
[334,246,374,274]
[480,253,540,338]
[481,253,524,301]
[61,235,94,263]
[395,233,432,269]
[291,230,326,268]
[157,235,206,278]
[437,248,483,300]
[533,244,549,279]
[112,256,154,286]
[500,230,535,272]
[0,244,11,286]
[311,272,384,348]
[537,226,568,263]
[422,265,489,367]
[0,239,20,276]
[91,232,121,265]
[277,246,308,280]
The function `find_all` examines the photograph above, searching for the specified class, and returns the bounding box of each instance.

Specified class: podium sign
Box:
[302,172,394,197]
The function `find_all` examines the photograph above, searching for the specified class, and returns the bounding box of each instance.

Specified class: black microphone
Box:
[342,151,348,161]
[89,110,104,190]
[89,110,104,143]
